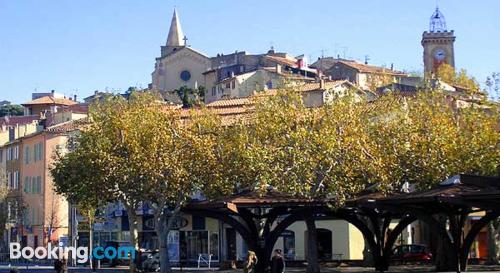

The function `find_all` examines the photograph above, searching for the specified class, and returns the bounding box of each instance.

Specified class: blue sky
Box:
[1,0,499,104]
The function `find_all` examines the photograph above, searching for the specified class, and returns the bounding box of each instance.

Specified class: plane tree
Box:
[51,92,227,273]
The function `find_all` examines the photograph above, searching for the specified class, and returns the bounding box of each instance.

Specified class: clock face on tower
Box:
[434,48,446,61]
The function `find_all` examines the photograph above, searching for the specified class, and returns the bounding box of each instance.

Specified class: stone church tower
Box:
[161,9,186,57]
[421,7,455,74]
[151,9,212,92]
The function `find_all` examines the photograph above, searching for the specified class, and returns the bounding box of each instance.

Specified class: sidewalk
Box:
[0,265,499,273]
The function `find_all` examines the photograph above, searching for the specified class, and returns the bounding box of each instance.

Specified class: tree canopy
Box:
[51,87,499,272]
[0,104,23,117]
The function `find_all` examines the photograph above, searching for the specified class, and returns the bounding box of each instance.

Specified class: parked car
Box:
[391,244,432,264]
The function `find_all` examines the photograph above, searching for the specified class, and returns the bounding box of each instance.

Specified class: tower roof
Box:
[429,6,447,32]
[166,9,185,47]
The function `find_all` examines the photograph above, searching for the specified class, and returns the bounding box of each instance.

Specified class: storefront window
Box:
[210,232,219,260]
[168,231,180,261]
[179,230,219,261]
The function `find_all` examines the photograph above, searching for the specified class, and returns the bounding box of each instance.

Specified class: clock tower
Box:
[421,7,456,74]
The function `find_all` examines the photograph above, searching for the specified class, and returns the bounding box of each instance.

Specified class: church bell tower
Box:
[161,9,186,57]
[421,7,456,74]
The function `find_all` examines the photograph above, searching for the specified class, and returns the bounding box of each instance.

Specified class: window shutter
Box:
[32,177,36,193]
[37,177,42,194]
[24,177,29,193]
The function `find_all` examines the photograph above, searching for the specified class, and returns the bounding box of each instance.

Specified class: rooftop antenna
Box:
[341,47,348,59]
[320,49,328,59]
[364,55,370,65]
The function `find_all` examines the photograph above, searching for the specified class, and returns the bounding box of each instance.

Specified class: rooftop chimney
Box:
[74,95,77,102]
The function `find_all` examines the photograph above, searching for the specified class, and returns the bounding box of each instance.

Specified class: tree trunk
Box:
[434,215,458,272]
[125,205,140,273]
[156,216,170,273]
[486,220,499,265]
[88,215,93,270]
[306,217,320,273]
[157,211,179,273]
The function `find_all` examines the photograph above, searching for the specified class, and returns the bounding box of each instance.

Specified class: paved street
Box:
[1,265,500,273]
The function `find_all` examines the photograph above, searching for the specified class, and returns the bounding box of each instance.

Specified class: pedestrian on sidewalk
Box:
[243,251,258,273]
[271,249,285,273]
[54,258,62,273]
[61,258,68,273]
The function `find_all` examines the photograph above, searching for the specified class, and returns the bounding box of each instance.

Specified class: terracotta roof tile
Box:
[0,115,39,126]
[206,98,253,108]
[45,118,90,133]
[263,55,298,67]
[335,60,407,75]
[67,103,89,113]
[22,96,77,106]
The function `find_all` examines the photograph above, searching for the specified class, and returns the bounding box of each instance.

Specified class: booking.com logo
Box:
[9,242,136,263]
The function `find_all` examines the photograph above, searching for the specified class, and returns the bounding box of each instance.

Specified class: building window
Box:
[231,80,236,89]
[33,142,43,162]
[13,171,19,189]
[209,232,219,260]
[14,146,19,160]
[24,177,30,194]
[24,146,30,165]
[7,147,12,161]
[9,128,14,141]
[0,149,3,163]
[31,177,37,193]
[36,176,42,194]
[212,87,216,96]
[180,231,209,261]
[225,82,231,89]
[7,172,11,188]
[180,70,191,82]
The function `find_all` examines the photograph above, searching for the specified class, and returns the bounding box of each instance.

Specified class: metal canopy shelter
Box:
[374,174,500,272]
[184,188,335,273]
[183,174,500,273]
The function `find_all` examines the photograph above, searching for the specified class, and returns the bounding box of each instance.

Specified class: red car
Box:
[391,244,432,263]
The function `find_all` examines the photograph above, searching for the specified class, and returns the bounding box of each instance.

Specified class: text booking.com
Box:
[10,243,136,264]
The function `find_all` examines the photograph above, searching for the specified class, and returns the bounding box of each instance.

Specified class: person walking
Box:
[61,258,68,273]
[270,249,285,273]
[54,258,62,273]
[243,251,258,273]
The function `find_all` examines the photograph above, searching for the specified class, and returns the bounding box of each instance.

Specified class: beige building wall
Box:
[282,219,365,260]
[302,91,324,108]
[204,71,218,103]
[20,133,45,247]
[44,133,69,244]
[52,112,87,125]
[0,123,39,146]
[348,223,365,259]
[153,48,212,92]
